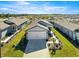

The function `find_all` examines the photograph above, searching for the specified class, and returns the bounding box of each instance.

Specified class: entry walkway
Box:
[24,48,50,58]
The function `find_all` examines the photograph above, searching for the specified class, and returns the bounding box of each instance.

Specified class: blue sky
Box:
[0,1,79,14]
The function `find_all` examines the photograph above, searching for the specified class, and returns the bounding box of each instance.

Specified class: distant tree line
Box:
[0,14,28,18]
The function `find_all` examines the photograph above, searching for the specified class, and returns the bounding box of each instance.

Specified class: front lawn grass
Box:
[1,23,30,57]
[1,30,25,57]
[50,28,79,57]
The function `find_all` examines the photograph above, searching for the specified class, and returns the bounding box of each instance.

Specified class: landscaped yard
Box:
[50,28,79,57]
[1,23,30,57]
[1,21,79,57]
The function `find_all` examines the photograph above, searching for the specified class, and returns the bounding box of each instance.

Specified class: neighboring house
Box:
[0,18,8,22]
[52,20,79,44]
[37,20,53,31]
[0,21,16,40]
[37,23,49,30]
[38,20,53,28]
[8,17,30,30]
[26,25,49,40]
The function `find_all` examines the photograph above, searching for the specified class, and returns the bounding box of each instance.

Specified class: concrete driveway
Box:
[25,39,46,54]
[24,39,50,57]
[24,48,50,58]
[24,38,50,57]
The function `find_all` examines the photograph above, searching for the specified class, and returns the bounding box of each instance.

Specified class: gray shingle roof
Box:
[0,22,10,30]
[4,20,14,25]
[27,25,48,32]
[53,20,79,31]
[39,19,52,25]
[8,17,29,26]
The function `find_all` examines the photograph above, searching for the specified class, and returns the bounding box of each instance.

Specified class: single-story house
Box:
[25,25,49,53]
[26,25,49,40]
[52,20,79,44]
[0,21,16,40]
[8,17,30,30]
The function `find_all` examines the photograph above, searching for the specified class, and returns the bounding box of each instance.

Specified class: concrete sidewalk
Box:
[24,48,50,58]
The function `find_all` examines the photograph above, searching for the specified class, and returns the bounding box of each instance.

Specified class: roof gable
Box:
[28,25,48,32]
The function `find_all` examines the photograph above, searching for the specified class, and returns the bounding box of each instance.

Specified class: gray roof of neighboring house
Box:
[0,18,8,22]
[37,23,49,30]
[0,21,10,30]
[8,17,29,26]
[38,20,53,29]
[4,20,15,25]
[53,20,79,31]
[38,19,52,26]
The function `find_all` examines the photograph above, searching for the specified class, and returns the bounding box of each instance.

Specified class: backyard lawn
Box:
[1,23,30,57]
[50,28,79,57]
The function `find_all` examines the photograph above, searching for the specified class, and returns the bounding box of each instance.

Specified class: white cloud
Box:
[13,6,66,14]
[0,2,78,14]
[43,6,66,12]
[29,6,38,10]
[0,2,67,14]
[0,8,8,10]
[16,1,30,5]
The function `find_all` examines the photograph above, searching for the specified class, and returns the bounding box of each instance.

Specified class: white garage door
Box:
[27,31,48,40]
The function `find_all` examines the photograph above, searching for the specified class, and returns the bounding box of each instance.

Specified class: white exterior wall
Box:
[72,32,76,40]
[62,27,65,34]
[1,30,8,39]
[54,23,79,44]
[1,26,16,39]
[76,32,79,43]
[63,28,69,35]
[58,25,62,31]
[54,23,63,32]
[54,23,75,40]
[27,31,48,40]
[68,30,73,39]
[61,27,73,39]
